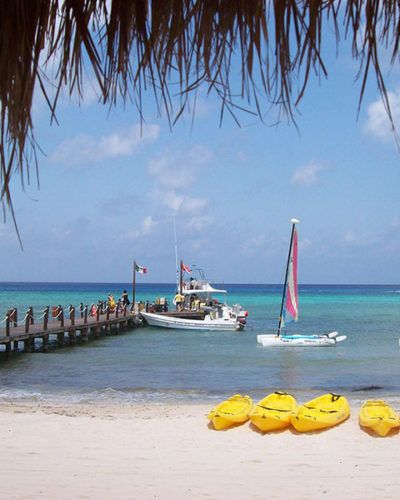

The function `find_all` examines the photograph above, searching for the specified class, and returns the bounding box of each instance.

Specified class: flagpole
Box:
[132,260,136,311]
[179,259,183,295]
[277,219,299,336]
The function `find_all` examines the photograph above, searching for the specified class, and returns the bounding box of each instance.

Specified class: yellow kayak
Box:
[290,393,350,432]
[249,391,297,432]
[208,394,253,430]
[359,400,400,437]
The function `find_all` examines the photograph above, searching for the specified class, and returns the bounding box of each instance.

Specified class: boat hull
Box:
[359,400,400,436]
[249,392,298,432]
[290,393,350,432]
[257,332,345,347]
[141,312,243,331]
[208,394,253,430]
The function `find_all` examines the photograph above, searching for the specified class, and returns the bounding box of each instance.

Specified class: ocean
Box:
[0,282,399,405]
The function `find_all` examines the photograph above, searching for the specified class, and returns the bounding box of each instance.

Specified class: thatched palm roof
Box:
[1,0,399,237]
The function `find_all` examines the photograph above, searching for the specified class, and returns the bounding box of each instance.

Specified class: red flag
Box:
[181,262,192,273]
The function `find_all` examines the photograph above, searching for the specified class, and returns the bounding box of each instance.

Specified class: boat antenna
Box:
[173,217,179,291]
[277,218,300,336]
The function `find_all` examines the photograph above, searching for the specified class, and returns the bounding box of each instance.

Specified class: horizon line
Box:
[0,281,399,287]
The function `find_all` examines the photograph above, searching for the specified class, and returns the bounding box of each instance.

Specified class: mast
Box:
[277,218,299,336]
[179,259,183,295]
[173,218,179,291]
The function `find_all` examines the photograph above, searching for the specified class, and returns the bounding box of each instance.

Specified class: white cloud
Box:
[291,162,328,187]
[148,146,213,190]
[160,190,209,214]
[181,197,208,213]
[364,89,400,142]
[148,156,197,190]
[119,216,156,241]
[148,145,212,216]
[186,215,212,231]
[52,124,159,165]
[141,215,155,235]
[162,190,185,212]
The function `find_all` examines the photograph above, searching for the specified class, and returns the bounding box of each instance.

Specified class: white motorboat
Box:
[257,219,346,347]
[180,273,248,323]
[141,265,247,331]
[140,307,244,331]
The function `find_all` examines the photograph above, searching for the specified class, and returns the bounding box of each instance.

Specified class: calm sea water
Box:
[0,282,399,404]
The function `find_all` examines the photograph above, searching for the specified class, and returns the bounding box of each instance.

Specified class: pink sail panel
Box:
[284,227,299,323]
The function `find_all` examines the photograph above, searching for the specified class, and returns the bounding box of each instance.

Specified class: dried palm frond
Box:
[1,0,400,239]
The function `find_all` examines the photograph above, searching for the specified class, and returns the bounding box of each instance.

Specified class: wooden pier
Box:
[0,302,142,356]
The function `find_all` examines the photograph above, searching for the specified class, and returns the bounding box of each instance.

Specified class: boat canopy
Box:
[182,284,227,295]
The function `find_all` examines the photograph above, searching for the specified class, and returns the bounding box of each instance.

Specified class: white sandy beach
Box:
[1,401,400,500]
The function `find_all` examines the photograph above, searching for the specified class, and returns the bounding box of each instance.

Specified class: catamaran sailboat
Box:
[257,218,346,347]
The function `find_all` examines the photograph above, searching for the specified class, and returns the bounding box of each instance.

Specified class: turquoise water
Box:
[0,282,399,404]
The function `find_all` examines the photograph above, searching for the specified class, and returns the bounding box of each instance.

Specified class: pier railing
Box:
[0,300,147,357]
[2,301,136,336]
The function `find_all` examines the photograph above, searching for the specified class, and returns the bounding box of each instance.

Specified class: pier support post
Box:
[42,334,49,352]
[68,329,77,345]
[81,327,89,342]
[57,332,64,347]
[24,338,32,353]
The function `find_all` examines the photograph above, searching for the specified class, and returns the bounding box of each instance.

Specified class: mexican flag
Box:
[134,263,148,274]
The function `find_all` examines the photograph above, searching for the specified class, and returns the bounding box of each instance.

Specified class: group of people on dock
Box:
[107,290,131,310]
[89,290,131,316]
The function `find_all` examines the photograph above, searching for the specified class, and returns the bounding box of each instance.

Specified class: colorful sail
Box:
[283,227,299,326]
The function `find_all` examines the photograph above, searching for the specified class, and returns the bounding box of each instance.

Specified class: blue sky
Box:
[1,34,400,284]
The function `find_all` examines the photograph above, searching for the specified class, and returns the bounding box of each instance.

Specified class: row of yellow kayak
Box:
[208,392,400,436]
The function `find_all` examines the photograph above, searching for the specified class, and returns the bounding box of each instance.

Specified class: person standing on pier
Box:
[121,290,130,306]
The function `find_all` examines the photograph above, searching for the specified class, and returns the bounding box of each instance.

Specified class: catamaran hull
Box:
[257,332,346,347]
[141,312,243,331]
